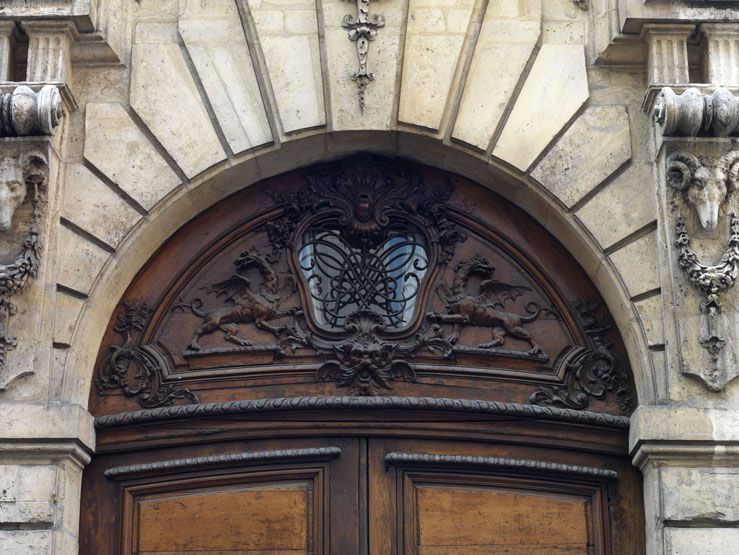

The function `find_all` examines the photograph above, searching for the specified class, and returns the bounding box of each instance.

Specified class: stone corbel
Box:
[0,85,63,137]
[654,87,739,137]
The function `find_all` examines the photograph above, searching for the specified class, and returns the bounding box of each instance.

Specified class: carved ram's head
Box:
[0,152,48,232]
[666,151,739,231]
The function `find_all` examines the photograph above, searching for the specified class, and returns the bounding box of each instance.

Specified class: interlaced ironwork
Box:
[298,220,429,329]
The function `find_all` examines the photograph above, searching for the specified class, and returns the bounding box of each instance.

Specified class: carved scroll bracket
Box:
[0,85,63,137]
[342,0,385,112]
[675,213,739,391]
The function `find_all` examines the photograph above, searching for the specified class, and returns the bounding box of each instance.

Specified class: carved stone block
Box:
[0,85,63,137]
[655,87,739,137]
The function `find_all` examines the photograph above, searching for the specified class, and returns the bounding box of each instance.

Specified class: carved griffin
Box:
[0,152,47,231]
[429,254,554,354]
[666,151,739,231]
[181,248,289,351]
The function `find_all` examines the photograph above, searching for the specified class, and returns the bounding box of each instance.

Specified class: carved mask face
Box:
[0,158,27,232]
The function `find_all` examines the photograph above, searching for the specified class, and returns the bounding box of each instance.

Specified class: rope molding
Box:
[95,396,630,429]
[383,452,619,481]
[104,447,342,479]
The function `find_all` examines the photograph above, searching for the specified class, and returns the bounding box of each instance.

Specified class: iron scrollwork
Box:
[96,301,198,408]
[529,301,633,412]
[174,156,465,395]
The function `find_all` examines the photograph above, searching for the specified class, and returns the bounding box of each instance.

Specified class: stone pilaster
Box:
[701,23,739,87]
[0,21,16,81]
[641,24,695,85]
[22,20,77,84]
[631,407,739,555]
[0,403,94,555]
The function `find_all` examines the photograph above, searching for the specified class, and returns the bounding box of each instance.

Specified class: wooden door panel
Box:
[413,484,591,555]
[134,483,312,554]
[369,438,643,555]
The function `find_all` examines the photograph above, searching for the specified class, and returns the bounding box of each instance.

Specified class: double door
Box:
[82,434,642,554]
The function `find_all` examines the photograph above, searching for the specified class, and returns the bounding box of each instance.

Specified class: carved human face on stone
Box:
[0,153,47,232]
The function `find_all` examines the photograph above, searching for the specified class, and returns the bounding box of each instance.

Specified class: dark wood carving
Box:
[429,254,557,359]
[91,155,636,414]
[530,301,633,412]
[383,452,619,480]
[95,301,198,408]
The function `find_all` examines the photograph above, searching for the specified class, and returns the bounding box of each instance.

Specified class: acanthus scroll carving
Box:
[674,213,739,391]
[0,151,48,375]
[529,301,633,412]
[96,301,199,408]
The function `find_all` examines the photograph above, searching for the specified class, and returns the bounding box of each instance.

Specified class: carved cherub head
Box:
[0,152,47,231]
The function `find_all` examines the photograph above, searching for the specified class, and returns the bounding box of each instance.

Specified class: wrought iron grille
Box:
[298,220,429,329]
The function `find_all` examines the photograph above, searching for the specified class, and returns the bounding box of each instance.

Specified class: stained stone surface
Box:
[62,163,141,249]
[532,105,632,208]
[608,231,660,298]
[452,0,541,149]
[248,0,325,133]
[575,162,655,250]
[84,102,181,211]
[398,0,476,131]
[130,23,226,177]
[179,1,272,152]
[492,43,589,171]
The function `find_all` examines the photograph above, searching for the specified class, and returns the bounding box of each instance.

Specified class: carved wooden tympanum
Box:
[90,155,635,415]
[83,156,644,555]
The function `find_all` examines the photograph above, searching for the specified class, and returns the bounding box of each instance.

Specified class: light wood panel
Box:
[415,485,589,554]
[135,483,311,554]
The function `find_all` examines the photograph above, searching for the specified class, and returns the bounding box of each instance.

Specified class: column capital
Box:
[640,23,696,86]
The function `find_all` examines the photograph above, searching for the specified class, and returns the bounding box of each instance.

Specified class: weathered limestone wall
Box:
[0,1,737,553]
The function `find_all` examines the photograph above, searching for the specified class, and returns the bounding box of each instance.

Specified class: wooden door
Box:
[81,437,362,554]
[82,155,644,554]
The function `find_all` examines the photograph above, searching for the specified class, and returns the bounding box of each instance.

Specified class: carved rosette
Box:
[96,302,199,408]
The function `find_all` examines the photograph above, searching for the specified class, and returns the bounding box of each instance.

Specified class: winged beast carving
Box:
[177,248,293,352]
[429,254,556,355]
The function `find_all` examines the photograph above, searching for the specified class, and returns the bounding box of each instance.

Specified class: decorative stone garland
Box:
[0,162,47,371]
[675,213,739,390]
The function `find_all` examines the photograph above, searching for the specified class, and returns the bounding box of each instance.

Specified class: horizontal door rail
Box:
[95,396,630,430]
[104,447,342,479]
[384,452,618,481]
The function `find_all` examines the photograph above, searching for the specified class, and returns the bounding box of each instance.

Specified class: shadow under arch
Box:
[64,130,653,410]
